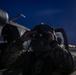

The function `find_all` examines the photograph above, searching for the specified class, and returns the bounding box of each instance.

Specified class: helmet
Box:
[32,23,54,33]
[31,23,56,40]
[30,23,56,52]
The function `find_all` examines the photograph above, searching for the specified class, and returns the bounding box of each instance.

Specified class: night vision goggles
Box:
[31,32,48,39]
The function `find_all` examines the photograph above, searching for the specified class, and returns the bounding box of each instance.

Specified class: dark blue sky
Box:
[0,0,76,45]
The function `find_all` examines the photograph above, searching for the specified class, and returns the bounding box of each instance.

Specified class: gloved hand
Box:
[20,30,37,42]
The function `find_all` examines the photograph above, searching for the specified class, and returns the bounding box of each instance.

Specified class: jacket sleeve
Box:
[1,39,23,67]
[51,46,75,75]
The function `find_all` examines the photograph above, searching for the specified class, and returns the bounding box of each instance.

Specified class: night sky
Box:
[0,0,76,45]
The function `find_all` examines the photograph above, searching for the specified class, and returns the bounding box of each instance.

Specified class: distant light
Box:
[69,44,76,48]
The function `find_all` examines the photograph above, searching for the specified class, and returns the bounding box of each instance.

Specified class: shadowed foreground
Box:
[0,48,76,75]
[0,69,76,75]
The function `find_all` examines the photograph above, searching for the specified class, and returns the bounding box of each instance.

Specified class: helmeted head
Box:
[30,23,56,52]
